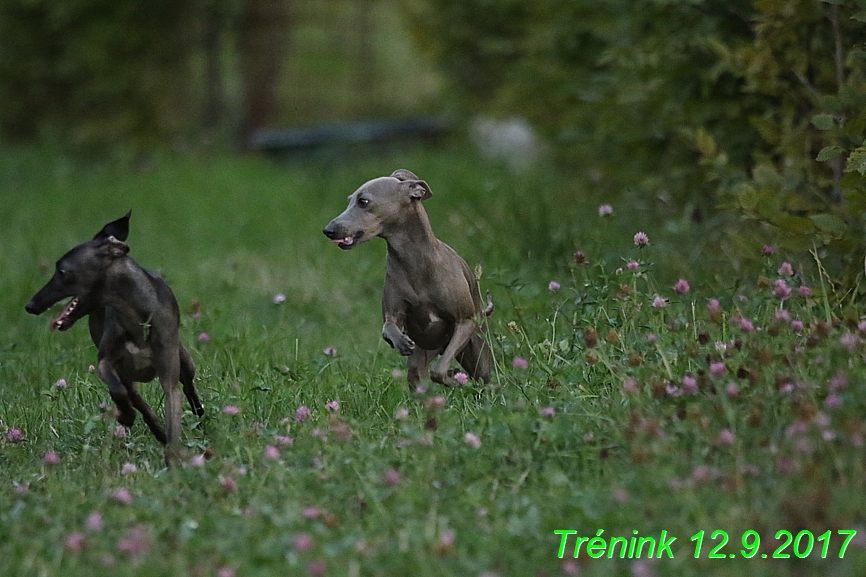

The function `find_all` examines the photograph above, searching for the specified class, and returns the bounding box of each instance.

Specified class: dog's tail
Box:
[483,290,494,317]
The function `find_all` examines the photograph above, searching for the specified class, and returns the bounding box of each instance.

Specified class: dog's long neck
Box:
[383,203,439,269]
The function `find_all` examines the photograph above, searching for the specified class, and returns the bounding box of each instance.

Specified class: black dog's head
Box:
[25,211,132,331]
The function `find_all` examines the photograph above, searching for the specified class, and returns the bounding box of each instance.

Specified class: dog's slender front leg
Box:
[160,381,183,466]
[153,341,183,466]
[430,319,476,386]
[382,316,415,356]
[97,359,137,428]
[160,376,183,466]
[125,382,167,443]
[406,347,437,388]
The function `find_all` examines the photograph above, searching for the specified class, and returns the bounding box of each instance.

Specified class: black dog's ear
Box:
[98,236,130,258]
[94,210,132,242]
[391,169,432,201]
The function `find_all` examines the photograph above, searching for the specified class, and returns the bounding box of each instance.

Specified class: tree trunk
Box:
[236,0,291,146]
[202,0,226,138]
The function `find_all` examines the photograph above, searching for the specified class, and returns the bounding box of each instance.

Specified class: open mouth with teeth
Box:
[50,297,80,331]
[330,231,363,250]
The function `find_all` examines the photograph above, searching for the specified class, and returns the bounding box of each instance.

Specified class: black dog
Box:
[25,212,203,465]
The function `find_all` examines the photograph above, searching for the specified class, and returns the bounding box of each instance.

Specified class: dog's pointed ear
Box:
[390,169,419,181]
[391,169,432,201]
[94,210,131,242]
[100,236,130,258]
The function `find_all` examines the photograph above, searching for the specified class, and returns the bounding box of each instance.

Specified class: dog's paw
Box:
[395,334,416,356]
[430,369,456,387]
[163,445,187,468]
[116,411,136,428]
[382,325,415,355]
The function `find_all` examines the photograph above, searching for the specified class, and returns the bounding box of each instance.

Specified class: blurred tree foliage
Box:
[0,0,440,151]
[0,0,196,150]
[403,0,762,197]
[404,0,866,279]
[705,1,866,269]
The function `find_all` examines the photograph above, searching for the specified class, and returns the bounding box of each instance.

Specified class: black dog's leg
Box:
[97,359,137,428]
[150,336,184,466]
[179,345,204,417]
[124,381,167,444]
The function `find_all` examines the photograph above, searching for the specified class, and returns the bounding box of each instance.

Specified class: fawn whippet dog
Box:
[324,169,493,388]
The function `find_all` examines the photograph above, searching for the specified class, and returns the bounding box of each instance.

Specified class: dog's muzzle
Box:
[323,223,363,250]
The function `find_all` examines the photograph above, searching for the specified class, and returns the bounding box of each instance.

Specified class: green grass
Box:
[1,144,865,576]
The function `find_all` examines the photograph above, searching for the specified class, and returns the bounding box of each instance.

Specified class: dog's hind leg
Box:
[430,320,476,386]
[179,345,204,418]
[98,359,137,428]
[455,331,492,384]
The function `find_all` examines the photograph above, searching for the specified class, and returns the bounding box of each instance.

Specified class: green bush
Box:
[706,0,866,284]
[0,0,195,150]
[403,0,758,198]
[403,0,866,280]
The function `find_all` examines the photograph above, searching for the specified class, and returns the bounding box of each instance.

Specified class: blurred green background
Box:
[0,0,864,279]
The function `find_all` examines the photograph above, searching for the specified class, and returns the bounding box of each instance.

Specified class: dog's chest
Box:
[409,307,445,329]
[405,304,453,349]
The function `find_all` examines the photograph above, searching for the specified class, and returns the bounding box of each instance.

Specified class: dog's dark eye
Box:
[358,198,370,207]
[57,268,67,278]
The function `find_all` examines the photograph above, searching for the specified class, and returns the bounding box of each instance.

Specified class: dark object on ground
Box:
[247,116,452,153]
